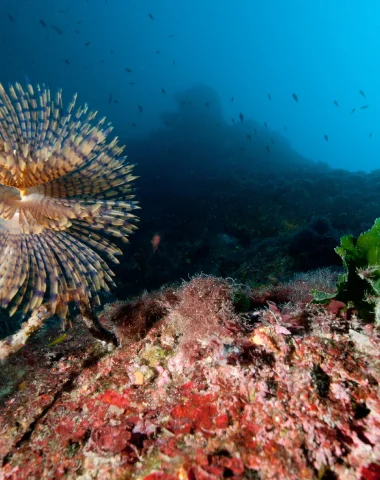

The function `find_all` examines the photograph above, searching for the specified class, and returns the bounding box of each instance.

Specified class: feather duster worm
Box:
[0,82,139,325]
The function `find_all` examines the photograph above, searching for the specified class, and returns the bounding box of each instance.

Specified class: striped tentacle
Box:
[0,81,139,319]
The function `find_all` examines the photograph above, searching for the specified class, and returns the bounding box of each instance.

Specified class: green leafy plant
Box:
[312,218,380,324]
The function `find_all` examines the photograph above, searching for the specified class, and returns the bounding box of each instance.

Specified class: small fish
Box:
[100,60,105,63]
[359,89,366,97]
[77,20,82,24]
[110,49,113,54]
[132,123,136,127]
[265,145,270,154]
[84,42,91,46]
[231,119,235,123]
[39,19,47,27]
[138,104,143,112]
[113,100,119,104]
[205,102,209,106]
[247,133,252,141]
[172,60,176,66]
[268,93,271,100]
[253,128,257,135]
[324,134,328,142]
[65,59,70,65]
[239,112,244,122]
[156,50,160,54]
[180,101,187,105]
[360,105,369,109]
[48,333,68,347]
[151,233,161,253]
[231,96,234,102]
[8,14,14,22]
[75,30,80,34]
[333,100,339,107]
[264,122,267,127]
[350,107,356,115]
[169,34,175,38]
[284,126,288,131]
[148,13,154,20]
[129,82,135,85]
[50,25,63,34]
[370,132,373,138]
[161,88,165,94]
[125,68,132,73]
[270,137,275,145]
[292,93,298,102]
[18,381,27,391]
[108,93,112,104]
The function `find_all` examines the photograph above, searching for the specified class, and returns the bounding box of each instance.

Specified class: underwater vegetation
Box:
[0,82,139,357]
[0,274,379,479]
[314,218,380,325]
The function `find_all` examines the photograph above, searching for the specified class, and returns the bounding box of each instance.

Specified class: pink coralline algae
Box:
[0,273,379,479]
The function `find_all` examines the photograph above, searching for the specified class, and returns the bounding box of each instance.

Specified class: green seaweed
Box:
[232,291,251,313]
[312,218,380,324]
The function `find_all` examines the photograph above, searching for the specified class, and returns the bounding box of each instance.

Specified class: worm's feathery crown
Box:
[0,82,139,318]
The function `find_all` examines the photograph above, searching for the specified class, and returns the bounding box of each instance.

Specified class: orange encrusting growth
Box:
[0,82,139,318]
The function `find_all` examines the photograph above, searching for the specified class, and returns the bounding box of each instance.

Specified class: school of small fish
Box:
[5,5,374,150]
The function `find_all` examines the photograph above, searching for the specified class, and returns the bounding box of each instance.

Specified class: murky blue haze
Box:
[1,0,378,171]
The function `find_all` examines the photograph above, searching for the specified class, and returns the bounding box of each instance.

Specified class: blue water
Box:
[1,0,378,172]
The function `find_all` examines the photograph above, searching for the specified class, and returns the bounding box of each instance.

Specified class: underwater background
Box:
[1,4,380,477]
[1,0,380,330]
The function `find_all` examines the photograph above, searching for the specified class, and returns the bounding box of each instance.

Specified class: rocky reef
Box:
[0,273,379,479]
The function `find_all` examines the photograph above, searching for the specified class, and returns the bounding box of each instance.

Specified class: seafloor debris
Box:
[0,274,379,479]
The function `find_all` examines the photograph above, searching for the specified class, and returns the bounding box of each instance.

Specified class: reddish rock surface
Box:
[0,274,379,479]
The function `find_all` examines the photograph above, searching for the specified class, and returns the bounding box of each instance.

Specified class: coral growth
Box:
[0,274,379,479]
